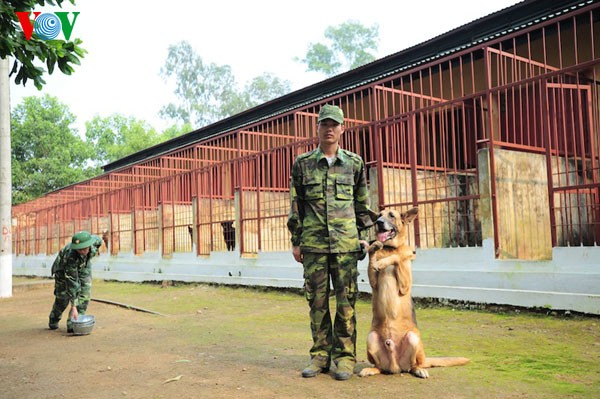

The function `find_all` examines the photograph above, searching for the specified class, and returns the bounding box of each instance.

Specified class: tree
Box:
[85,114,162,166]
[0,0,86,89]
[161,122,193,142]
[160,41,291,129]
[1,0,85,297]
[297,20,379,77]
[221,72,292,118]
[160,41,238,128]
[11,95,98,204]
[244,72,291,107]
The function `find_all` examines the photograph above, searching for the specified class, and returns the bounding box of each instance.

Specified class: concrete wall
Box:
[12,241,600,314]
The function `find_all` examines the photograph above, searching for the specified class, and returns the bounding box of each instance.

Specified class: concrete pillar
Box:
[0,57,12,298]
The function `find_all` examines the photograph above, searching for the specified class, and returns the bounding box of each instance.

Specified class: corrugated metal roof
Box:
[103,0,596,173]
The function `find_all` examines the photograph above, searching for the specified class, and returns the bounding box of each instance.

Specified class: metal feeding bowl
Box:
[71,314,95,335]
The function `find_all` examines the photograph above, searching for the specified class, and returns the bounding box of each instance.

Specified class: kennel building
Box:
[12,0,600,314]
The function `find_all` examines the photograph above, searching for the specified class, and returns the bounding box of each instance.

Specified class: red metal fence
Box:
[12,4,600,258]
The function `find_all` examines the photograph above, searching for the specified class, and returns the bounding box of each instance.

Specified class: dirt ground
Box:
[1,278,598,399]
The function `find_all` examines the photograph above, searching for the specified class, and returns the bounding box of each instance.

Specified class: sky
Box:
[10,0,521,135]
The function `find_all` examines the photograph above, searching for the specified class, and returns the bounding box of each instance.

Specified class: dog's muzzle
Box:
[376,217,397,242]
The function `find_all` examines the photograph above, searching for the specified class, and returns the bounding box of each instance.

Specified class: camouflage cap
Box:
[318,104,344,124]
[71,231,94,249]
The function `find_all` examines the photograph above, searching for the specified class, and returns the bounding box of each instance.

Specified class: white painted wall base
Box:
[12,244,600,314]
[0,253,12,298]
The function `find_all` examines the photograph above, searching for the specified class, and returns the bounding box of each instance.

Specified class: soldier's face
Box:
[317,119,344,146]
[76,247,90,256]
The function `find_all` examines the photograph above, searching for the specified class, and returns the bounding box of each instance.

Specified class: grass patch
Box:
[15,277,600,397]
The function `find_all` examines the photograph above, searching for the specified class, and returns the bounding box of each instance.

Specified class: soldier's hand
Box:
[359,240,370,251]
[292,246,303,263]
[69,306,78,321]
[357,240,368,260]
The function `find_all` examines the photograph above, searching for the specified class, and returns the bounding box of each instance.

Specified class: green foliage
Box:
[160,41,291,129]
[161,122,194,142]
[0,0,86,89]
[10,94,98,204]
[84,114,161,166]
[297,20,379,76]
[221,72,292,117]
[244,72,291,106]
[301,42,339,76]
[160,41,236,128]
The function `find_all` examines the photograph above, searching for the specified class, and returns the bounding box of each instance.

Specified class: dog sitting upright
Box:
[359,207,469,378]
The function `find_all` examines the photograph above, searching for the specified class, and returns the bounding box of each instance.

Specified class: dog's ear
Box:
[401,207,418,224]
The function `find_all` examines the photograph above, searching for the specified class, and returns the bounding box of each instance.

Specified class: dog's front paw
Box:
[369,241,383,253]
[358,367,381,377]
[371,260,386,271]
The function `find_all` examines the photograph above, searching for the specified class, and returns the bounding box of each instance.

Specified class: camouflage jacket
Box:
[51,235,102,305]
[287,146,376,253]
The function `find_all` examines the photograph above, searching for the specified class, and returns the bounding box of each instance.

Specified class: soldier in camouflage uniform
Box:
[287,104,376,380]
[48,231,103,333]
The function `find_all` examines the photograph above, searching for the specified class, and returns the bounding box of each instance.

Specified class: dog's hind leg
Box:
[411,363,429,378]
[359,331,384,377]
[398,331,429,378]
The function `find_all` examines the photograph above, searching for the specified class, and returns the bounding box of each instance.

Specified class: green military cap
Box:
[71,231,94,249]
[318,104,344,124]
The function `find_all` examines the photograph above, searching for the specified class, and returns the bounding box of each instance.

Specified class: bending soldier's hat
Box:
[71,231,94,249]
[318,104,344,124]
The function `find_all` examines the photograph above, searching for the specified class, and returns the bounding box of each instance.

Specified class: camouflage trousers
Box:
[302,252,359,366]
[48,270,92,330]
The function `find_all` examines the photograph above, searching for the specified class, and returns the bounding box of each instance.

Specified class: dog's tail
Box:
[422,357,470,368]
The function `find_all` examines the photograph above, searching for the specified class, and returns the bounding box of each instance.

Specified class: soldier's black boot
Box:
[48,318,58,330]
[301,355,330,378]
[333,359,355,381]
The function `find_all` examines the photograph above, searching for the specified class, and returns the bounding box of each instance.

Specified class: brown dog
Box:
[359,207,469,378]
